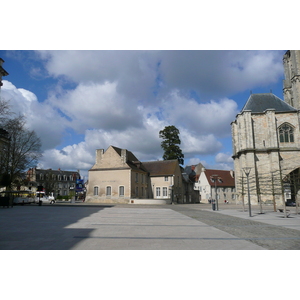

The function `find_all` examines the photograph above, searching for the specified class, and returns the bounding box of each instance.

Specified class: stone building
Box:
[231,51,300,207]
[26,168,81,198]
[86,145,197,204]
[231,92,300,206]
[283,50,300,109]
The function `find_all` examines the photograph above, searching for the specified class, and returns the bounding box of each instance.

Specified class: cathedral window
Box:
[279,123,294,143]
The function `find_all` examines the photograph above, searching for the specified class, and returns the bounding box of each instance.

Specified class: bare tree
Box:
[0,115,42,189]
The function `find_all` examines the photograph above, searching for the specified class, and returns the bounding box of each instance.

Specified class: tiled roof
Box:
[142,160,179,176]
[242,93,297,113]
[204,169,235,187]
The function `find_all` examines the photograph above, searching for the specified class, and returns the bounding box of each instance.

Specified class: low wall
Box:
[129,199,171,205]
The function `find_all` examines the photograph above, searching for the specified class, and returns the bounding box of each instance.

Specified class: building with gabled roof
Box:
[196,168,236,204]
[142,160,185,203]
[86,146,198,204]
[232,89,300,206]
[26,168,81,198]
[87,146,150,203]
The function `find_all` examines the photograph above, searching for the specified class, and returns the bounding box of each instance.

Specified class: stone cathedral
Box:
[231,50,300,206]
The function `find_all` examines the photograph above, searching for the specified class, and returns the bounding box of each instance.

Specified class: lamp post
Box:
[243,167,252,217]
[211,174,219,211]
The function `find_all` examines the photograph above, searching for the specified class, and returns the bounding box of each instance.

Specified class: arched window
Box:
[94,186,99,196]
[279,123,294,143]
[106,186,111,196]
[119,186,124,197]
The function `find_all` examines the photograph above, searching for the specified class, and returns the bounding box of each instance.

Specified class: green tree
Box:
[159,125,184,165]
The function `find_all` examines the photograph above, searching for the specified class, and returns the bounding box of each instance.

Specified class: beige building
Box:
[87,146,149,203]
[86,145,197,204]
[142,160,184,203]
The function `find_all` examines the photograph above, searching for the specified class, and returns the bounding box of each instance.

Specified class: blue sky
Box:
[0,50,287,179]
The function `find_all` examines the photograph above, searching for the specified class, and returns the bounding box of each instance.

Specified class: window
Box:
[94,186,99,196]
[135,173,139,183]
[106,186,111,196]
[164,176,168,181]
[279,123,294,143]
[119,186,124,197]
[135,187,139,197]
[156,187,161,197]
[163,187,168,197]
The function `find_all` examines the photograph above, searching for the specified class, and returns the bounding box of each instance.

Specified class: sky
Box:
[0,50,287,179]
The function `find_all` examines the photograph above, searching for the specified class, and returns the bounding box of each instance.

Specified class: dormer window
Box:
[279,123,294,143]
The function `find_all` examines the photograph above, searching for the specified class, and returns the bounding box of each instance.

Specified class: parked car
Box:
[35,192,56,204]
[286,200,296,206]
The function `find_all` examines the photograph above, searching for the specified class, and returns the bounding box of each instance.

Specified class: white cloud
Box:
[160,90,239,137]
[215,152,233,164]
[1,80,68,150]
[37,50,284,101]
[1,50,286,176]
[48,81,143,133]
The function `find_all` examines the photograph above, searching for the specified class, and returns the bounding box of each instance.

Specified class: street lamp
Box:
[211,174,219,211]
[243,167,252,217]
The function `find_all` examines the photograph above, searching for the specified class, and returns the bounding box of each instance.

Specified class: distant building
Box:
[86,145,197,204]
[26,168,81,198]
[0,57,9,88]
[196,168,235,203]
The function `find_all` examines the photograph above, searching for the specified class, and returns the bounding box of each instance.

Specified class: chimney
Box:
[96,149,104,165]
[121,149,127,164]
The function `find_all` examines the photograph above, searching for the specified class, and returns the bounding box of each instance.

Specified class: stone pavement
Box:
[1,203,299,250]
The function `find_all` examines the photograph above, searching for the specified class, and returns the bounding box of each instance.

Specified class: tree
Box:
[159,125,184,165]
[0,115,42,189]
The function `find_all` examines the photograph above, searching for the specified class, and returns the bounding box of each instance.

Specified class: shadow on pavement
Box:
[0,205,113,250]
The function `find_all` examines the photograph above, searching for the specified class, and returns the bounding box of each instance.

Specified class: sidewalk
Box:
[201,204,300,231]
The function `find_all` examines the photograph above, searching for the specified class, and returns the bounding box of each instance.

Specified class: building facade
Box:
[86,145,197,204]
[26,168,81,198]
[231,93,300,206]
[283,50,300,109]
[87,146,149,203]
[196,168,236,203]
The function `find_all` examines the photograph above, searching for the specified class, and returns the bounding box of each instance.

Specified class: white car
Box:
[35,192,56,204]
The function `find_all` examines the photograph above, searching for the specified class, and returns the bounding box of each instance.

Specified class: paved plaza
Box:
[1,202,300,250]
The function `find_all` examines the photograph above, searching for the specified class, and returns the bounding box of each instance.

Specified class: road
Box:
[170,204,300,250]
